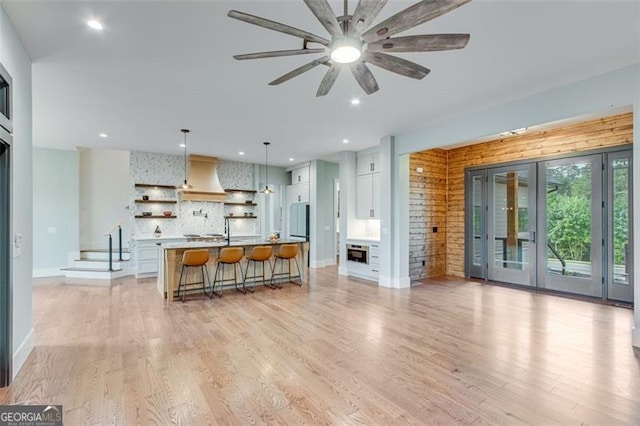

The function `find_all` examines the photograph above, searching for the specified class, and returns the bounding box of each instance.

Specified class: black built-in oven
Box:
[346,244,369,264]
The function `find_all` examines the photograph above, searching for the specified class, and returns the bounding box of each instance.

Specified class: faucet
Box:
[224,217,231,246]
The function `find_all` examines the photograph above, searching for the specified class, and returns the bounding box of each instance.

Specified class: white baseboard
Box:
[310,258,336,269]
[633,326,640,348]
[13,328,34,380]
[379,275,411,289]
[338,265,349,276]
[32,267,64,278]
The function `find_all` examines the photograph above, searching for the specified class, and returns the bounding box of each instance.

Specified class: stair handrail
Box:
[104,219,125,271]
[104,219,124,236]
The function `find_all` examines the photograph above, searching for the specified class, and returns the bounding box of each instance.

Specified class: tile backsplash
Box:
[130,151,257,239]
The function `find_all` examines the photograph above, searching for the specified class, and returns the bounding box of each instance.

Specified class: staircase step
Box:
[61,267,129,280]
[80,251,131,261]
[62,267,123,272]
[82,248,130,253]
[72,259,129,269]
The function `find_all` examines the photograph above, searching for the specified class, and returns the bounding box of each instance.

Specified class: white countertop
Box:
[160,238,308,250]
[347,237,380,243]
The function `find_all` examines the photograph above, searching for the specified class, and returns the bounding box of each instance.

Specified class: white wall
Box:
[79,148,130,250]
[0,4,34,379]
[338,152,357,276]
[33,148,79,276]
[309,160,338,268]
[384,63,640,347]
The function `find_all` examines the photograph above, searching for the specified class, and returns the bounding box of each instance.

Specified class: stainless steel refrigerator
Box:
[290,203,309,239]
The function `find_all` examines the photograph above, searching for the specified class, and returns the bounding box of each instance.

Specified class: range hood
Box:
[178,155,226,202]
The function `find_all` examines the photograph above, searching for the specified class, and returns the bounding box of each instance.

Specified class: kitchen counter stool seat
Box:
[271,244,302,288]
[178,249,212,302]
[244,246,274,292]
[213,247,246,295]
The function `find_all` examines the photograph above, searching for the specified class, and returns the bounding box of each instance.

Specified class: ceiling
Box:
[2,0,639,166]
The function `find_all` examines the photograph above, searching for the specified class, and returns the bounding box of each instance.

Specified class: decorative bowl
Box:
[142,211,152,216]
[228,213,234,217]
[162,211,172,217]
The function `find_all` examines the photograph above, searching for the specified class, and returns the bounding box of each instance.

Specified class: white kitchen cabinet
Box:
[356,173,380,219]
[291,166,310,184]
[345,239,380,282]
[357,152,381,176]
[134,237,185,278]
[286,182,309,204]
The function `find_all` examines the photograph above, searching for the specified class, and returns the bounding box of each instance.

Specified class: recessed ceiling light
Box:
[289,158,295,162]
[239,151,245,156]
[179,143,186,148]
[350,98,361,105]
[99,133,108,138]
[87,20,103,31]
[342,139,349,144]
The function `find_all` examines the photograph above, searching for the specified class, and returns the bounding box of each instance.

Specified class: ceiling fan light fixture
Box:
[330,37,362,64]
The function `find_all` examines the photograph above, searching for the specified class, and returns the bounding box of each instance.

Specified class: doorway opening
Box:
[0,139,10,386]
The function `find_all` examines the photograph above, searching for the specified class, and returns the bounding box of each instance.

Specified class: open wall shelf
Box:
[135,199,177,204]
[224,188,257,193]
[135,183,177,189]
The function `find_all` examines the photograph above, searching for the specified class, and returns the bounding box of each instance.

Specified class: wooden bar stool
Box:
[243,246,274,292]
[212,247,245,295]
[178,249,212,302]
[271,244,302,288]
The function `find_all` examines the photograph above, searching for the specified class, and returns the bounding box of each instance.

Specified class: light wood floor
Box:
[1,267,639,425]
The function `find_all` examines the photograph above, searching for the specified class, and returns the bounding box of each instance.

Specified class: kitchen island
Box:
[157,238,309,301]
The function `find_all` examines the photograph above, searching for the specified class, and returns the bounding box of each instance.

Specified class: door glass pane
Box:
[472,175,482,266]
[492,171,530,271]
[612,158,630,285]
[0,74,8,120]
[545,161,592,278]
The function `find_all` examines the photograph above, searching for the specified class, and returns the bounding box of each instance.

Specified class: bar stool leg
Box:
[262,259,278,290]
[179,265,187,302]
[234,262,246,294]
[248,260,256,293]
[211,262,223,298]
[270,258,283,289]
[292,257,303,286]
[202,264,213,297]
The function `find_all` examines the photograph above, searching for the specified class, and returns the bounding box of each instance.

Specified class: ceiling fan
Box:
[228,0,472,97]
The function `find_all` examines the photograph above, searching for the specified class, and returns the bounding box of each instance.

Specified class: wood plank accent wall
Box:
[409,149,448,279]
[409,112,633,281]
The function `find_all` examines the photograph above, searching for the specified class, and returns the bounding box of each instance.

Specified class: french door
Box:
[466,150,633,303]
[487,164,536,286]
[607,151,633,302]
[537,155,603,297]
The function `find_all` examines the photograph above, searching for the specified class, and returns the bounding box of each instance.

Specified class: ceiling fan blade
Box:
[362,0,471,43]
[351,62,379,95]
[316,64,341,97]
[234,48,325,60]
[303,0,343,38]
[269,56,330,86]
[367,34,470,53]
[349,0,389,36]
[228,10,330,46]
[363,52,430,80]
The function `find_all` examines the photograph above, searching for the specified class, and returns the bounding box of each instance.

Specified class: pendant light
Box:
[178,129,192,190]
[260,141,274,194]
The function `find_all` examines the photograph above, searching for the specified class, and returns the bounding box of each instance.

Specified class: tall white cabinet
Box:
[286,164,310,204]
[356,152,381,219]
